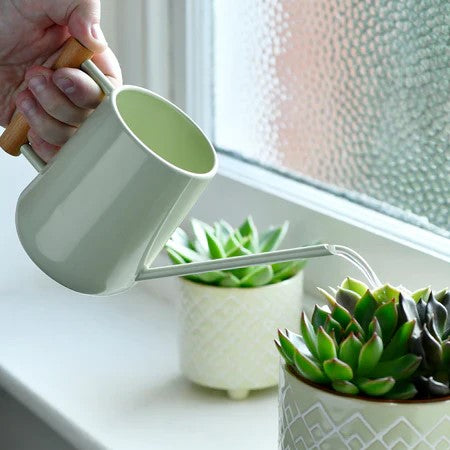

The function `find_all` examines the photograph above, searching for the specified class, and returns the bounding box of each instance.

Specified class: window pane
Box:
[213,0,449,237]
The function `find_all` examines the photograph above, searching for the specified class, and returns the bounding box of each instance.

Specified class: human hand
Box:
[0,0,122,161]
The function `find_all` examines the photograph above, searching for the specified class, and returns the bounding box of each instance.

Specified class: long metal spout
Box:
[136,244,333,281]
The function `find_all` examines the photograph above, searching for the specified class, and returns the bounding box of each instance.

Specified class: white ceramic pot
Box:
[279,363,450,450]
[178,271,304,400]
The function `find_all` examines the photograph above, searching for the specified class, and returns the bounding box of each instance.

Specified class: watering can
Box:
[0,38,374,295]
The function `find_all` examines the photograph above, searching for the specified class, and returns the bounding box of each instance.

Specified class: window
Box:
[212,0,449,238]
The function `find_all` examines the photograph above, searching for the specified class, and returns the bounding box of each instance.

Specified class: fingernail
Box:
[55,77,75,94]
[19,98,36,115]
[91,23,107,46]
[28,75,47,94]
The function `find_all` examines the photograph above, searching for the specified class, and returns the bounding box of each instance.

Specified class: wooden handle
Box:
[0,38,94,156]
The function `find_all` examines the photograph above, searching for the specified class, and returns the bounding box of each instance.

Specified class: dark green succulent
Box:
[398,287,450,397]
[275,278,423,400]
[165,216,306,287]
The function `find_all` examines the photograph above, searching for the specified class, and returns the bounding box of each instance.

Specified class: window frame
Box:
[109,0,449,293]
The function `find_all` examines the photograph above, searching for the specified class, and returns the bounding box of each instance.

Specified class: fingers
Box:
[26,67,90,126]
[52,68,104,109]
[43,0,107,53]
[52,45,122,106]
[27,129,60,163]
[11,42,123,159]
[66,1,107,52]
[16,89,77,146]
[91,47,123,86]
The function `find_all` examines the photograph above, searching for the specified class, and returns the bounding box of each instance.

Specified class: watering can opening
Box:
[114,89,216,176]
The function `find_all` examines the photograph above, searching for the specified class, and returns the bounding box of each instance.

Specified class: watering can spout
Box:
[136,244,334,281]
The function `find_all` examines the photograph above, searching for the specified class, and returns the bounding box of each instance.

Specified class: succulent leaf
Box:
[239,265,273,287]
[335,288,361,314]
[417,376,450,397]
[381,320,415,361]
[238,216,259,252]
[293,349,329,384]
[191,218,212,254]
[443,339,450,367]
[332,380,359,395]
[170,227,190,246]
[368,317,382,340]
[374,299,398,344]
[259,221,288,252]
[271,260,306,284]
[323,358,353,381]
[422,324,443,368]
[225,235,251,258]
[196,271,227,284]
[341,277,369,297]
[205,228,227,259]
[324,316,343,341]
[436,289,450,317]
[344,318,365,340]
[384,381,417,400]
[372,354,422,380]
[300,312,319,360]
[285,330,313,358]
[338,332,363,373]
[277,330,296,365]
[166,240,207,263]
[354,290,378,332]
[317,287,337,309]
[357,333,383,377]
[425,293,448,337]
[218,220,234,239]
[218,273,241,287]
[416,299,427,325]
[311,305,331,332]
[398,293,420,325]
[372,284,401,304]
[317,327,337,361]
[412,286,431,303]
[357,377,395,396]
[166,247,186,265]
[331,304,352,329]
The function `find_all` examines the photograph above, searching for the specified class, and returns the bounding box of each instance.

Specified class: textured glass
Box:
[213,0,449,237]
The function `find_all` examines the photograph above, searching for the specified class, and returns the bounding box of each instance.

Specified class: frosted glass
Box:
[213,0,449,236]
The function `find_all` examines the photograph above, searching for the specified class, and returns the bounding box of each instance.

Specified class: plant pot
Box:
[177,271,304,400]
[279,363,450,449]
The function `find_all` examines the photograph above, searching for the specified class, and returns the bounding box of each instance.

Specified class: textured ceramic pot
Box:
[178,271,304,400]
[279,363,450,450]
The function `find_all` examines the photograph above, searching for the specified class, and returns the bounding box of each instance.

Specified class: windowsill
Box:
[0,276,293,450]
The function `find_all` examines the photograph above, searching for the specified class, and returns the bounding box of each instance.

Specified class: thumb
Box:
[66,1,107,53]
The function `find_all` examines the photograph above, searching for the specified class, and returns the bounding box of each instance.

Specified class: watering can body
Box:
[0,39,217,295]
[15,85,217,295]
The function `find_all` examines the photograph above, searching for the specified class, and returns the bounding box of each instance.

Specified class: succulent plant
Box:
[276,278,423,400]
[398,287,450,397]
[165,216,306,287]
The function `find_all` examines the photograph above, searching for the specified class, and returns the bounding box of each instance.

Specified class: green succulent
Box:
[398,287,450,397]
[165,216,306,287]
[276,278,422,400]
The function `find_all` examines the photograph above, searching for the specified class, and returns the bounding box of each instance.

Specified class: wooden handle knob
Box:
[0,38,94,156]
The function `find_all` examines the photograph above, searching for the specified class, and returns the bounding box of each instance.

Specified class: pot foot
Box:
[227,389,249,400]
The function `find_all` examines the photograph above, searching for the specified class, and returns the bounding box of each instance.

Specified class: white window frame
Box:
[107,0,449,294]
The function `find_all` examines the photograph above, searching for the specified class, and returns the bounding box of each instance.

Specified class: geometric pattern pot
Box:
[178,272,304,399]
[279,363,450,449]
